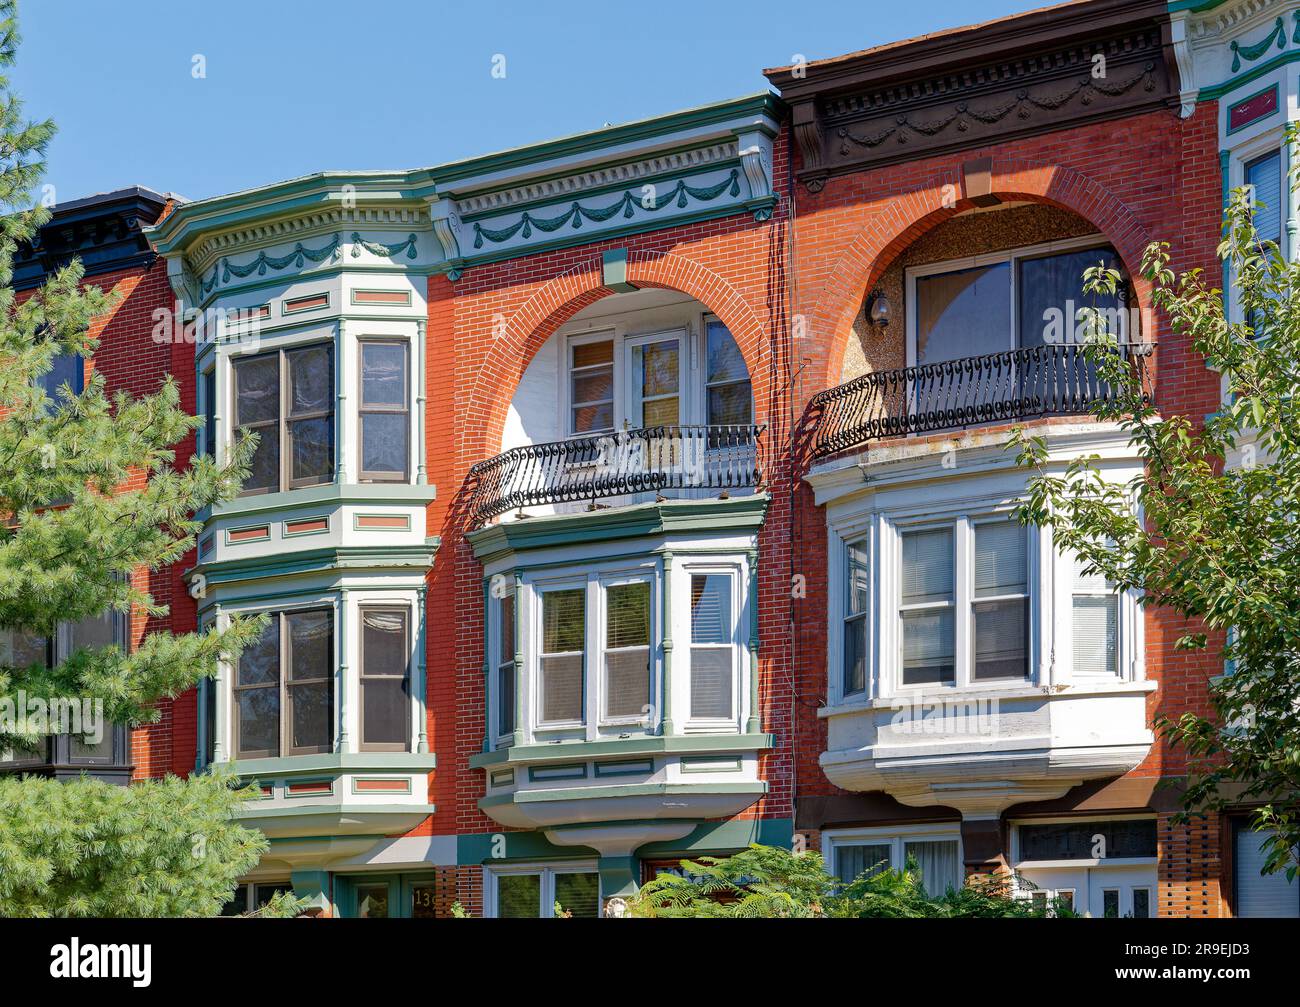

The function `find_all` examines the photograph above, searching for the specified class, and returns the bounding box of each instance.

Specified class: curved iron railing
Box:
[468,424,766,524]
[809,342,1155,459]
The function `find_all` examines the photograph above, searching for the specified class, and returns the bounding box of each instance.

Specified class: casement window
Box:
[1072,553,1120,678]
[359,607,410,752]
[897,516,1029,688]
[487,865,601,918]
[358,339,409,481]
[842,539,869,697]
[909,239,1130,375]
[688,573,734,721]
[233,343,334,495]
[220,881,292,917]
[827,828,963,898]
[496,592,516,739]
[704,317,753,427]
[233,609,334,759]
[202,369,216,459]
[563,317,750,436]
[569,335,615,435]
[1245,149,1283,248]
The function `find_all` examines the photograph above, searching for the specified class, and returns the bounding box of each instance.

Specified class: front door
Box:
[1018,865,1156,918]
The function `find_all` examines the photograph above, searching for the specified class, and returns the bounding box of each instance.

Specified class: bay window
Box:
[539,588,585,725]
[233,343,334,495]
[358,340,409,481]
[233,609,334,759]
[359,607,410,751]
[689,573,734,721]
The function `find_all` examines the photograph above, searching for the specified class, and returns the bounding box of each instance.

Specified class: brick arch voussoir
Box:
[811,158,1156,391]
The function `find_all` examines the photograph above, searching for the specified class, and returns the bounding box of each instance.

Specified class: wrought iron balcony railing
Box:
[809,342,1155,459]
[468,423,766,524]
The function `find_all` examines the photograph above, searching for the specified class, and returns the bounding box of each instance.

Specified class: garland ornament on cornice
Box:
[215,232,343,285]
[350,232,419,259]
[1230,15,1293,74]
[471,169,741,248]
[837,63,1156,152]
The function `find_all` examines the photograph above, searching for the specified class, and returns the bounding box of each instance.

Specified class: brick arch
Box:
[466,249,769,459]
[810,157,1158,391]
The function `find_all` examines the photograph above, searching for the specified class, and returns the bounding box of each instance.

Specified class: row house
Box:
[5,0,1296,918]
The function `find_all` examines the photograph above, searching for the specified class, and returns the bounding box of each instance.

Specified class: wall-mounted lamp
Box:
[864,288,891,328]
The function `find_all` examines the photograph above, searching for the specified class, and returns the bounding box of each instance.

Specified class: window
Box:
[539,589,584,724]
[828,829,962,898]
[233,343,334,495]
[488,865,601,918]
[1245,149,1283,248]
[569,336,614,435]
[37,352,84,408]
[1018,819,1157,861]
[842,540,868,696]
[202,369,216,459]
[1073,553,1119,678]
[358,340,409,481]
[705,318,752,426]
[220,881,292,917]
[897,517,1028,689]
[630,333,682,427]
[689,573,733,721]
[233,609,334,759]
[356,882,390,918]
[603,581,650,721]
[497,592,516,738]
[359,608,410,752]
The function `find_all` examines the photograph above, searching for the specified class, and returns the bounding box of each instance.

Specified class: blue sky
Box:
[14,0,1023,205]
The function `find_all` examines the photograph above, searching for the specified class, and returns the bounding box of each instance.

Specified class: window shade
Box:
[973,521,1025,596]
[606,583,649,648]
[901,528,954,603]
[542,590,585,653]
[690,575,730,644]
[690,648,732,719]
[903,840,961,898]
[541,654,583,722]
[1073,595,1118,676]
[835,844,891,883]
[1247,150,1283,245]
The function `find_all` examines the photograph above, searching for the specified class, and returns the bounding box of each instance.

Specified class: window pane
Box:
[690,647,732,719]
[572,340,613,369]
[356,883,390,918]
[1074,595,1118,676]
[541,655,584,722]
[542,590,585,653]
[835,843,891,883]
[973,521,1025,597]
[253,884,291,911]
[572,402,614,434]
[361,343,406,407]
[289,680,332,751]
[903,840,961,898]
[498,660,515,736]
[69,730,114,762]
[638,341,679,397]
[239,425,279,492]
[236,688,279,757]
[1247,150,1283,245]
[973,598,1028,681]
[843,615,866,695]
[288,611,331,681]
[0,628,49,668]
[239,616,280,686]
[571,369,614,407]
[40,353,83,404]
[362,610,407,676]
[642,396,679,427]
[234,355,279,425]
[847,541,869,615]
[362,677,407,746]
[901,528,953,604]
[1019,820,1157,860]
[901,608,955,685]
[499,594,515,661]
[1018,247,1125,348]
[410,881,438,919]
[706,321,747,384]
[287,345,332,416]
[690,575,730,644]
[554,872,600,918]
[1132,888,1151,919]
[916,263,1011,365]
[604,582,650,720]
[604,650,649,719]
[1102,889,1120,918]
[203,370,216,459]
[707,383,753,426]
[607,583,649,649]
[496,874,541,918]
[289,415,334,483]
[361,412,408,475]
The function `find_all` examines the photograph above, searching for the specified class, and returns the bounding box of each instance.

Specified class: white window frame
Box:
[679,561,745,733]
[1009,814,1160,870]
[483,861,601,918]
[624,327,688,429]
[822,823,964,890]
[565,328,618,437]
[489,587,516,746]
[904,233,1132,370]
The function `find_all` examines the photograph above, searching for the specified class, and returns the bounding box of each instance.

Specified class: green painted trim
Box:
[593,758,655,777]
[599,855,639,898]
[350,287,412,307]
[352,512,411,532]
[488,768,515,787]
[636,816,794,857]
[199,481,437,524]
[239,802,436,823]
[350,776,412,796]
[283,776,336,798]
[281,516,331,539]
[1225,82,1281,135]
[223,522,271,547]
[457,830,598,864]
[679,756,742,773]
[467,494,770,562]
[601,248,637,293]
[219,752,437,778]
[527,763,588,782]
[1198,49,1300,101]
[660,552,674,736]
[188,543,435,587]
[468,732,773,769]
[481,781,765,807]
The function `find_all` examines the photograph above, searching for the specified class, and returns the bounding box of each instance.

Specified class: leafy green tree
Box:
[1013,155,1300,881]
[626,844,1066,918]
[0,0,270,916]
